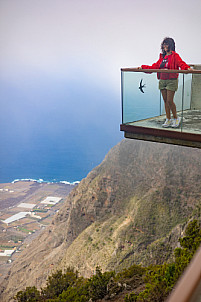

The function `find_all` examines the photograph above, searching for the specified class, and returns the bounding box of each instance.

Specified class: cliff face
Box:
[1,139,201,301]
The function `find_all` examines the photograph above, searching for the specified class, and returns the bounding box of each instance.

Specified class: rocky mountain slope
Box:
[1,139,201,301]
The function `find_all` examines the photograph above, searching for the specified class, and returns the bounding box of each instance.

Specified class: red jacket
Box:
[141,51,190,79]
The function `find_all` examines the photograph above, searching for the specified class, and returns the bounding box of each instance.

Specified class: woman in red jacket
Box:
[139,37,192,128]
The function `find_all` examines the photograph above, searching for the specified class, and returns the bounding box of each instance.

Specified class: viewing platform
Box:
[120,66,201,148]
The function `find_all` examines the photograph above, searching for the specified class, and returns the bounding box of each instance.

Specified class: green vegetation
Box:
[0,245,15,249]
[33,209,48,213]
[126,219,201,302]
[14,287,40,302]
[18,227,33,234]
[14,220,201,302]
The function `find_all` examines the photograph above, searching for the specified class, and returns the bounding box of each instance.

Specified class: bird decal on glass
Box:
[139,79,146,93]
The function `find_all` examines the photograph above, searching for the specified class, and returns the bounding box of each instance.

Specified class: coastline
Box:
[7,178,81,186]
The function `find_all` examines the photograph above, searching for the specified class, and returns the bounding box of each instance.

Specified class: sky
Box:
[0,0,201,182]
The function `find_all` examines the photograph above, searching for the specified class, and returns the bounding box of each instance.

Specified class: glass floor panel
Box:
[127,109,201,135]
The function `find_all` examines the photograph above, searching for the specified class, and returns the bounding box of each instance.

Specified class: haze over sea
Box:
[1,0,201,184]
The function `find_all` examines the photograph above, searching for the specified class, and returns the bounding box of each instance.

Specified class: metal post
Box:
[160,91,162,116]
[121,70,124,124]
[181,74,185,132]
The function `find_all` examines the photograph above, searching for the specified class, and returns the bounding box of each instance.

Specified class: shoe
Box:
[172,117,181,128]
[162,119,172,128]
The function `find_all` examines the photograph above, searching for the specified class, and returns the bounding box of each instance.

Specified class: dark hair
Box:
[161,37,175,56]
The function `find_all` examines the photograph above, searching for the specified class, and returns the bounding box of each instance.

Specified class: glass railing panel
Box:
[121,69,201,135]
[191,72,201,110]
[183,73,192,110]
[122,71,161,124]
[182,73,201,134]
[122,70,184,132]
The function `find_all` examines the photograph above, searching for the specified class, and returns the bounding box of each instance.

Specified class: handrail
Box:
[121,68,201,74]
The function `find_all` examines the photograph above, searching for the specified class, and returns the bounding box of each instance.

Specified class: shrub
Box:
[116,264,146,280]
[14,286,41,302]
[41,268,78,299]
[125,292,138,302]
[86,266,115,301]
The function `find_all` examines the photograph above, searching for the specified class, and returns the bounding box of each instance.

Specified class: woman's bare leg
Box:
[161,89,171,119]
[167,90,177,119]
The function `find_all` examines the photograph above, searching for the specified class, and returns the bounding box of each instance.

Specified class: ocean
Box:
[0,133,120,184]
[0,75,122,184]
[0,127,122,184]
